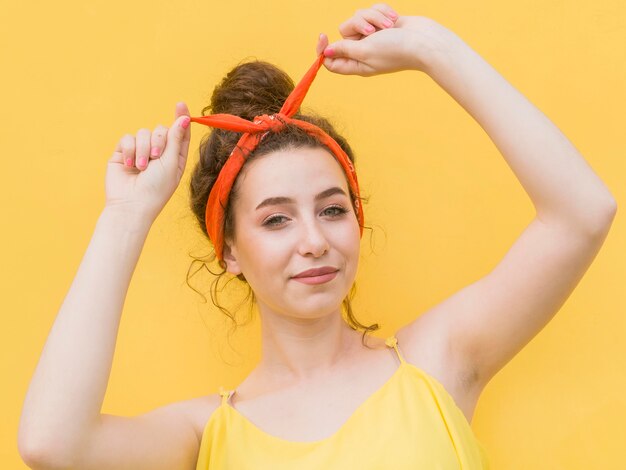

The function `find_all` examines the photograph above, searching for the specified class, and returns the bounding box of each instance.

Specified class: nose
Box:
[297,217,330,257]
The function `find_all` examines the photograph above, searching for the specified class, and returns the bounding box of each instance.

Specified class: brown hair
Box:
[186,58,379,346]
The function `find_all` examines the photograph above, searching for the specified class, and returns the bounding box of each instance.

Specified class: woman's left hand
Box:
[316,4,448,76]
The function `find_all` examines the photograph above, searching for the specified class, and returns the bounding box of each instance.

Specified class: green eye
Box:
[263,215,288,227]
[324,205,349,216]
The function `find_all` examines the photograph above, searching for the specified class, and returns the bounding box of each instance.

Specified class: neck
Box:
[255,304,361,384]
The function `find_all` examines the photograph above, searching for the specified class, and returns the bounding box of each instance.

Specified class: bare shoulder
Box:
[179,393,223,442]
[395,310,482,424]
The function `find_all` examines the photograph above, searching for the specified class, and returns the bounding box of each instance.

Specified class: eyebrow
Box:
[255,186,348,211]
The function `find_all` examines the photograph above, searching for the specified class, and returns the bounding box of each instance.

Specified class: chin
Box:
[284,291,348,317]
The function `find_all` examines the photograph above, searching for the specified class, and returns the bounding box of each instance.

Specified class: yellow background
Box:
[2,1,624,468]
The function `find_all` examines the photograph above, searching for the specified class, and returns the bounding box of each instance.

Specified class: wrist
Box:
[404,17,465,75]
[100,205,155,235]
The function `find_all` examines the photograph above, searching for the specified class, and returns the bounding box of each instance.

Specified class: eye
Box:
[323,204,349,217]
[262,214,289,227]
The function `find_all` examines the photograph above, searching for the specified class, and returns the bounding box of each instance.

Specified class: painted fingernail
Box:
[365,24,375,32]
[126,158,133,166]
[138,157,147,167]
[151,147,160,157]
[180,117,190,129]
[324,47,334,57]
[383,19,393,27]
[389,12,398,19]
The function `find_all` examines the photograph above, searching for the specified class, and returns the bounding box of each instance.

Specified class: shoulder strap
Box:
[385,335,406,364]
[218,386,233,406]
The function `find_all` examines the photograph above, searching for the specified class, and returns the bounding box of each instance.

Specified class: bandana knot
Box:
[252,113,289,133]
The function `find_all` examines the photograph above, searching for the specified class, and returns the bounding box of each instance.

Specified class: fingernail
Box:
[324,47,334,57]
[126,158,133,167]
[138,157,147,167]
[389,12,398,19]
[365,24,375,32]
[151,147,160,157]
[180,117,190,129]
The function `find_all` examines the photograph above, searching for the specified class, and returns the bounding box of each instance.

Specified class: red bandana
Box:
[189,53,365,263]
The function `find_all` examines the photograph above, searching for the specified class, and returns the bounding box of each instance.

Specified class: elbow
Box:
[18,437,75,470]
[18,439,52,470]
[588,198,617,238]
[605,196,618,216]
[599,195,617,225]
[543,198,617,239]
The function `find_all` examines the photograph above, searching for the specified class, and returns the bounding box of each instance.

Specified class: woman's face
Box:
[223,146,361,319]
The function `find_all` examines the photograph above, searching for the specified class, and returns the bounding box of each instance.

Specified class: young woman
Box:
[19,4,616,469]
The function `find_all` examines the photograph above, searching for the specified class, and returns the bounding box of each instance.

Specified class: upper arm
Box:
[33,395,220,470]
[399,212,616,394]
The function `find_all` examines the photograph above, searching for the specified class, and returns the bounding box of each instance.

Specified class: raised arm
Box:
[319,6,616,402]
[411,18,617,230]
[397,15,617,394]
[320,11,617,224]
[18,107,199,470]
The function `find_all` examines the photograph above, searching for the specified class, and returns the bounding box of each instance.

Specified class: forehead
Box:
[236,146,349,204]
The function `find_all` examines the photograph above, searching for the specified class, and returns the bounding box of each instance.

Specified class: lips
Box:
[292,266,339,278]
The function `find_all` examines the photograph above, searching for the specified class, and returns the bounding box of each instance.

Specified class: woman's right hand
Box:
[104,102,192,221]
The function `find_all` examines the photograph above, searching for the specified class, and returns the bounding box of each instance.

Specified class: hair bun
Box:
[206,59,295,120]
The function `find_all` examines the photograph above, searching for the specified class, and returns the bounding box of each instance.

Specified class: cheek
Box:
[333,219,361,273]
[345,213,362,246]
[250,233,288,257]
[239,230,289,275]
[240,235,294,307]
[349,227,362,266]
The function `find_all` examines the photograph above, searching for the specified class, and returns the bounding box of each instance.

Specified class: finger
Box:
[371,3,400,22]
[111,138,125,164]
[135,128,151,171]
[174,101,191,164]
[358,7,397,32]
[150,125,168,161]
[323,56,352,75]
[323,38,367,61]
[316,33,329,56]
[338,5,399,39]
[161,114,191,176]
[175,101,190,120]
[338,15,366,41]
[323,56,373,76]
[119,134,136,168]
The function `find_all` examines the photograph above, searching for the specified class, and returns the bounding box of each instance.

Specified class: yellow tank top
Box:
[196,335,490,469]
